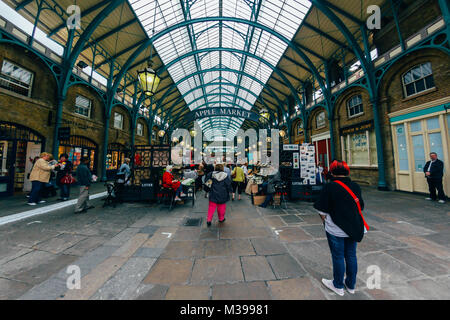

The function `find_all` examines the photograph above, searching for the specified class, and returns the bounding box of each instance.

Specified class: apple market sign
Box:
[185,108,261,123]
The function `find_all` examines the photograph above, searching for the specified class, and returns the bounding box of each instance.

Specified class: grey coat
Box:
[267,171,282,194]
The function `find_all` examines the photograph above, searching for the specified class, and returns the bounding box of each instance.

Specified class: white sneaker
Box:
[180,192,186,197]
[38,200,46,204]
[28,202,37,206]
[321,279,344,296]
[344,283,355,294]
[438,200,445,204]
[425,198,432,201]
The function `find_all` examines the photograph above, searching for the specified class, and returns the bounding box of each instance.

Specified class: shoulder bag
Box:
[334,180,369,231]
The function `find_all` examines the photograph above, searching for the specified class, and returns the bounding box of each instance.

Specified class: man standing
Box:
[75,157,95,214]
[423,152,446,204]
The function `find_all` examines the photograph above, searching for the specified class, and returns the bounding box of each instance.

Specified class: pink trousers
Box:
[207,201,226,222]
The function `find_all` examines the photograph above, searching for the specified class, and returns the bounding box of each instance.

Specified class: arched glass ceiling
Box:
[129,0,311,139]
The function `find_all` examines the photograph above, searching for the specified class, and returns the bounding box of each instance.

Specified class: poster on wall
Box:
[300,144,316,185]
[293,152,299,169]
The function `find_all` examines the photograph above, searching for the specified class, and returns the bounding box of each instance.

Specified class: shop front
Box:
[58,135,98,174]
[106,142,130,180]
[0,121,44,197]
[311,132,331,168]
[389,101,450,195]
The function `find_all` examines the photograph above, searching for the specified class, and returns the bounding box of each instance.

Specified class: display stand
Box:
[115,145,171,202]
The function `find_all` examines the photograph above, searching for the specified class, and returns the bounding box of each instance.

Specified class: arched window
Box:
[347,95,364,118]
[402,62,434,97]
[296,120,303,136]
[316,111,326,129]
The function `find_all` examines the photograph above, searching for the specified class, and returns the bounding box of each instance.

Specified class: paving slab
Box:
[280,215,304,224]
[301,225,327,239]
[133,247,164,258]
[385,248,449,277]
[0,278,32,300]
[268,278,326,300]
[357,252,425,288]
[266,254,307,279]
[250,238,287,256]
[241,256,276,281]
[219,226,271,239]
[172,228,201,241]
[139,226,159,236]
[276,227,313,242]
[12,253,78,286]
[203,239,255,257]
[143,259,193,285]
[34,233,86,254]
[135,284,169,300]
[59,256,128,300]
[91,257,156,300]
[165,285,210,300]
[63,236,109,256]
[190,257,244,285]
[160,241,204,259]
[263,216,286,228]
[212,281,271,300]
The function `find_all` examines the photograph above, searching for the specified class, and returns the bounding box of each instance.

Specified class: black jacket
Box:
[56,160,73,185]
[76,163,92,187]
[206,171,232,204]
[423,159,444,180]
[313,177,366,242]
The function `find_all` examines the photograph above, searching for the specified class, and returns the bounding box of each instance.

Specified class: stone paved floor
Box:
[0,187,449,300]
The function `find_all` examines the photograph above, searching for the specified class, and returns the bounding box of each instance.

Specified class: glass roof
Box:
[129,0,311,139]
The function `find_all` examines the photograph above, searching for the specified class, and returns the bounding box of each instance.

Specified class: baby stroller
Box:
[103,172,127,208]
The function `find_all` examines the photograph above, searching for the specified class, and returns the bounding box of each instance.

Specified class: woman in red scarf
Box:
[163,165,184,201]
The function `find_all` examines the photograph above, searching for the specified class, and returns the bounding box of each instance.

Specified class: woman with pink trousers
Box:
[205,163,232,227]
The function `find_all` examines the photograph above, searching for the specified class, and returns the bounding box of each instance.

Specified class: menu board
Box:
[300,144,316,185]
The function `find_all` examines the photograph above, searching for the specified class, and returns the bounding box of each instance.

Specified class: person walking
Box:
[56,153,73,201]
[205,163,232,227]
[231,163,246,201]
[313,160,368,296]
[423,152,446,203]
[75,157,95,214]
[28,152,60,205]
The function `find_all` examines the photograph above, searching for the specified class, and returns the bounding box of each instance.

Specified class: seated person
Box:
[259,167,282,208]
[183,165,198,180]
[163,165,185,201]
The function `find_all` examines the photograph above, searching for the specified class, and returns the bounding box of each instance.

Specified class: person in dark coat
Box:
[203,161,215,198]
[313,160,367,296]
[259,167,282,208]
[56,153,73,201]
[74,157,94,214]
[205,163,232,227]
[423,152,446,203]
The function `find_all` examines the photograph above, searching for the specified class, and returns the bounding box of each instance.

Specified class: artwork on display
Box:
[300,144,316,185]
[293,152,299,169]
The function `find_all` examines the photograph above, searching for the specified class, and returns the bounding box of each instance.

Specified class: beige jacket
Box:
[29,158,55,183]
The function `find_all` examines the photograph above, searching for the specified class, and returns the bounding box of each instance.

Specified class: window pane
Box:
[422,62,432,76]
[403,71,412,84]
[369,130,378,166]
[427,117,440,130]
[412,66,422,80]
[410,121,422,132]
[349,133,369,165]
[412,134,425,172]
[425,75,434,89]
[415,78,425,92]
[395,124,408,170]
[428,132,443,160]
[406,83,415,96]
